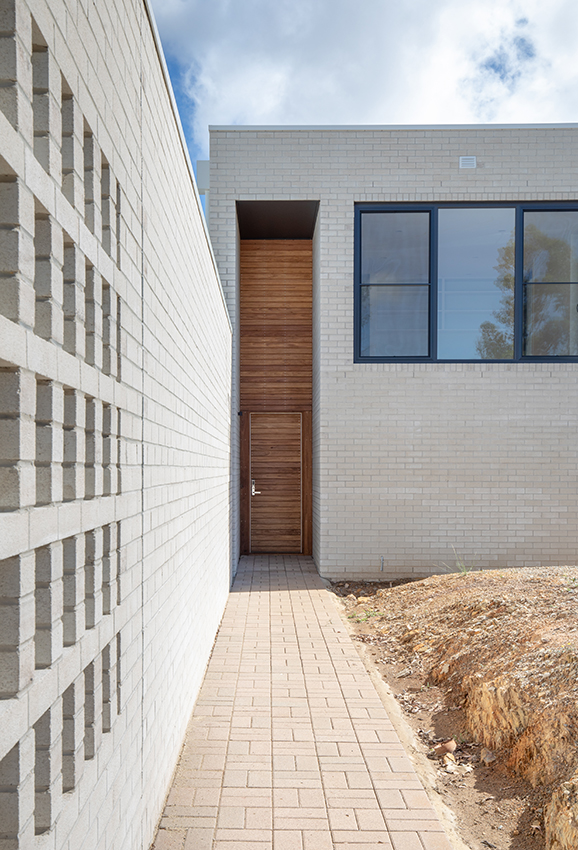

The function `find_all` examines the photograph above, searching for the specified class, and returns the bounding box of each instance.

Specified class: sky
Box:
[149,0,578,165]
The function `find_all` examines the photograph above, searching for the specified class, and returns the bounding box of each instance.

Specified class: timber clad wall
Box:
[0,2,232,849]
[240,240,312,411]
[239,240,313,554]
[209,123,578,579]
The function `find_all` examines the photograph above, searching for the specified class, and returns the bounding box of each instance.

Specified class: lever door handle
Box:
[251,479,261,496]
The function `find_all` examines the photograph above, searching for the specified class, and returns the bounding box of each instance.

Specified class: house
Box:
[207,123,578,579]
[1,0,577,847]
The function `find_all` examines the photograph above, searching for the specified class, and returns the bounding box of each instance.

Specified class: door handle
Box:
[251,479,261,496]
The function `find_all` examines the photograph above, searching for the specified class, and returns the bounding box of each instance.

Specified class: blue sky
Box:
[149,0,578,166]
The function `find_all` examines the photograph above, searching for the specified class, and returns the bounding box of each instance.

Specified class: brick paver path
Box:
[151,555,452,850]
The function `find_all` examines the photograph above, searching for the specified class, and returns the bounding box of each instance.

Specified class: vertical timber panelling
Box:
[240,240,312,553]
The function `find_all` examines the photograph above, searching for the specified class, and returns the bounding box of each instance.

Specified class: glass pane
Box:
[524,211,578,282]
[361,212,429,284]
[360,285,429,357]
[437,208,515,359]
[524,283,578,355]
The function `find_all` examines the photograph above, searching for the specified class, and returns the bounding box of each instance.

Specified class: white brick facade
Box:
[208,124,578,580]
[0,2,232,849]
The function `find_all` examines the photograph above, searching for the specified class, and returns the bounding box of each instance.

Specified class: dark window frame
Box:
[354,201,578,363]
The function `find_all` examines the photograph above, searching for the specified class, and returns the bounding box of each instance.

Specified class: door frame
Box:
[240,410,311,555]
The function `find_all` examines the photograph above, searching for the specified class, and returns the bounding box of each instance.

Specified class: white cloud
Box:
[150,0,578,158]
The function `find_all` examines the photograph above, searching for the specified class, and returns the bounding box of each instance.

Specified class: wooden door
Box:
[249,413,301,553]
[241,412,311,554]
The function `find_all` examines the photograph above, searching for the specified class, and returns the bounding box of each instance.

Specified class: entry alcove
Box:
[237,200,318,554]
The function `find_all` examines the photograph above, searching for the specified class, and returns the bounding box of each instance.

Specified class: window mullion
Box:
[514,206,524,360]
[430,208,438,360]
[354,205,362,360]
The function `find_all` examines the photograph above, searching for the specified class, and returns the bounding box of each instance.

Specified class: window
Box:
[355,204,578,361]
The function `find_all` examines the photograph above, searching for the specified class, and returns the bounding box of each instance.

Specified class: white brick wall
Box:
[0,2,232,849]
[209,124,578,579]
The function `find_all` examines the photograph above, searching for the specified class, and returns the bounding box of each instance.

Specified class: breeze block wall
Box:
[209,123,578,580]
[0,1,232,849]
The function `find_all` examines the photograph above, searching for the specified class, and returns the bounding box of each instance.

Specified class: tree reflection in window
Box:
[476,220,578,358]
[523,220,578,356]
[476,235,515,359]
[355,205,578,361]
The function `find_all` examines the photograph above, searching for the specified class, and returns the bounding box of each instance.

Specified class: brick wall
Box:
[0,1,232,849]
[209,124,578,579]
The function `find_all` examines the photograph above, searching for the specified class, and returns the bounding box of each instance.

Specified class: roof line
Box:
[209,122,578,131]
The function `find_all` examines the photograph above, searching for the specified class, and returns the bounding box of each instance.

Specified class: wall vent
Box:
[459,156,477,169]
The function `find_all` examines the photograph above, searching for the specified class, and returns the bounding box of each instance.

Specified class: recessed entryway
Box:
[238,229,314,555]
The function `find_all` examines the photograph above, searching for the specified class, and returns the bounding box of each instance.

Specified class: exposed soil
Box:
[330,566,578,850]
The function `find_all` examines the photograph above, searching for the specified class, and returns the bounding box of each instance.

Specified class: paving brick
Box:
[390,833,424,850]
[272,831,303,850]
[245,807,273,829]
[402,789,433,809]
[149,557,451,850]
[328,808,357,829]
[186,830,221,850]
[217,807,245,829]
[302,830,333,850]
[151,830,187,850]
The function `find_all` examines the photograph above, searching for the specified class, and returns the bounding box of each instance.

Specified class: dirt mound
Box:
[333,566,578,850]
